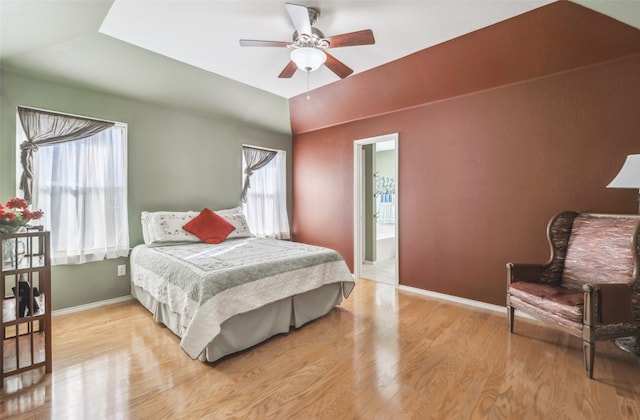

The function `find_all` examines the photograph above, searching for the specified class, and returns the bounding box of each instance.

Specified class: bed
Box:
[130,208,355,362]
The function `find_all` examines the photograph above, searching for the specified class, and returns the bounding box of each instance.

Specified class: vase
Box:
[1,226,27,269]
[0,224,26,234]
[2,232,27,269]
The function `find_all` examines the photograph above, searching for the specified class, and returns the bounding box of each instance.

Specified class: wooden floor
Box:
[2,279,640,419]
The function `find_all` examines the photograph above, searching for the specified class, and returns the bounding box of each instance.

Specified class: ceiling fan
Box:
[239,3,375,79]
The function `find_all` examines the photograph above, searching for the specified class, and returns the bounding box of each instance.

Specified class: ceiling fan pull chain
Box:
[306,70,311,100]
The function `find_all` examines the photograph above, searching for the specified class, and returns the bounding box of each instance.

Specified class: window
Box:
[16,108,129,265]
[241,146,290,239]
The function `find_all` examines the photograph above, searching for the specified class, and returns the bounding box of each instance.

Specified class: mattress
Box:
[130,237,355,360]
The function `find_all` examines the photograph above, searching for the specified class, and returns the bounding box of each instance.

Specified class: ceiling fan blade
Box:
[324,29,375,48]
[278,61,298,78]
[285,3,311,36]
[324,51,353,79]
[239,39,290,48]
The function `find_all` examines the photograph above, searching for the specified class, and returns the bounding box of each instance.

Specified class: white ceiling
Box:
[2,0,640,134]
[100,0,556,99]
[98,0,640,99]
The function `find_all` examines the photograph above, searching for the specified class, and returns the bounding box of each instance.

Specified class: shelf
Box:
[1,230,51,387]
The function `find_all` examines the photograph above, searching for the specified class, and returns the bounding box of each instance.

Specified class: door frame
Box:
[353,133,399,286]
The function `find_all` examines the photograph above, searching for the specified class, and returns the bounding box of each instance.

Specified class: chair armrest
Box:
[506,263,547,284]
[583,283,633,325]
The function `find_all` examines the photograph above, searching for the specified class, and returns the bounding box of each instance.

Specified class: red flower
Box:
[30,210,44,220]
[0,197,44,232]
[6,197,28,210]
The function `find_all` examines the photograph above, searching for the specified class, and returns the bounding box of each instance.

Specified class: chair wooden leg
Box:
[583,340,595,379]
[507,306,514,333]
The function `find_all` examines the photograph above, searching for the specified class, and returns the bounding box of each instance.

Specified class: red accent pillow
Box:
[183,208,236,244]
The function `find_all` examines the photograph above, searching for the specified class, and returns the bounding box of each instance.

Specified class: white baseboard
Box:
[397,284,535,320]
[52,295,134,317]
[51,286,534,321]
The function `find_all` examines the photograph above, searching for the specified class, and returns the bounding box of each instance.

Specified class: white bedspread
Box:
[130,237,355,359]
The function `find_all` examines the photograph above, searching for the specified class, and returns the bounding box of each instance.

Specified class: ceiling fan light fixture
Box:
[290,47,326,72]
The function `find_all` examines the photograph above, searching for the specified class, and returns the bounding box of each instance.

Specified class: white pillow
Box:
[215,206,241,216]
[141,211,201,247]
[141,207,253,246]
[219,209,254,239]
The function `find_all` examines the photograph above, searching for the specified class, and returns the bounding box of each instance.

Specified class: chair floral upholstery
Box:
[507,211,640,378]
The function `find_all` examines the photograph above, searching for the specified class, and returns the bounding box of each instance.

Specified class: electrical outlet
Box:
[117,264,126,276]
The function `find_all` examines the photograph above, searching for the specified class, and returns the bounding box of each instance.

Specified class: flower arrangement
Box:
[0,197,44,234]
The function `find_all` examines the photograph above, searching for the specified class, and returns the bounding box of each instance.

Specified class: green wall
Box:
[0,69,292,310]
[376,150,396,182]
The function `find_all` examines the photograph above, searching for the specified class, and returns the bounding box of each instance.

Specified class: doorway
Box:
[353,133,398,286]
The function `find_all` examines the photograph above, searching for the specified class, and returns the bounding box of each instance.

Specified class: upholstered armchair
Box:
[506,211,640,378]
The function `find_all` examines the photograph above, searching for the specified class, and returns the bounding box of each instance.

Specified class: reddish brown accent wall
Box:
[291,1,640,306]
[290,1,640,135]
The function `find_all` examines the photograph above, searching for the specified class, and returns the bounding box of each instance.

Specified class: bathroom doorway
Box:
[353,134,398,286]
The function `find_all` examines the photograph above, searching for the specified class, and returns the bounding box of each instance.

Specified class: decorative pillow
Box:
[217,209,254,239]
[141,207,254,246]
[183,208,236,244]
[215,206,242,216]
[141,211,201,247]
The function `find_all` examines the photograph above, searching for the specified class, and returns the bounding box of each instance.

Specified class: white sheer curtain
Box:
[32,126,129,265]
[242,149,290,239]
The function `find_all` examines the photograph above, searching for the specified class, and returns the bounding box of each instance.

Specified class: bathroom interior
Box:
[361,140,396,285]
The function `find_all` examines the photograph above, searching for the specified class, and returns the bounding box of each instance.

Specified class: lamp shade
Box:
[290,47,326,72]
[607,154,640,188]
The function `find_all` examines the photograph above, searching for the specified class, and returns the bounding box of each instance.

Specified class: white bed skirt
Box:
[132,283,343,362]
